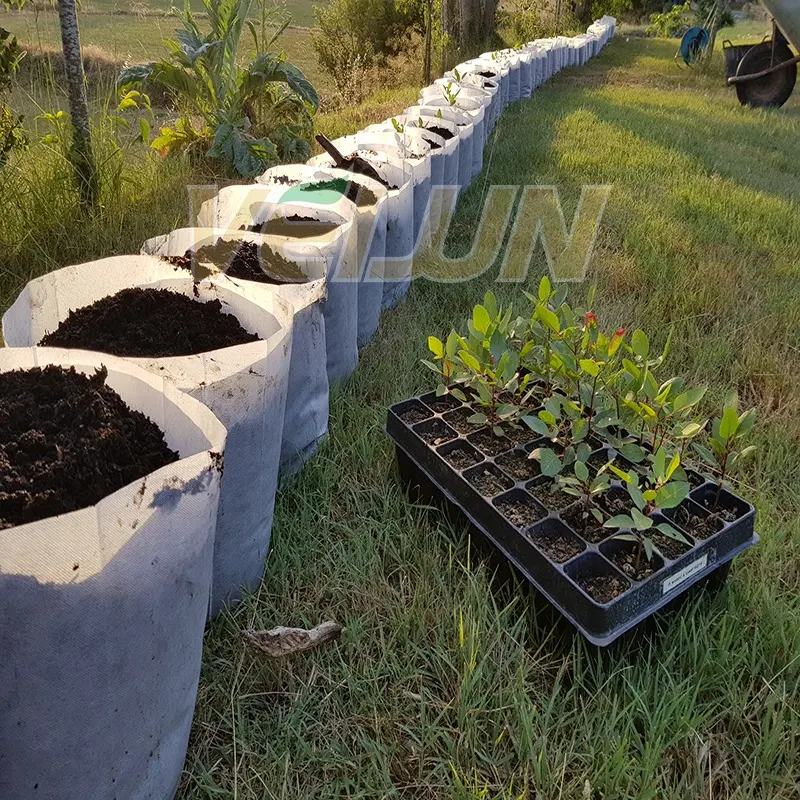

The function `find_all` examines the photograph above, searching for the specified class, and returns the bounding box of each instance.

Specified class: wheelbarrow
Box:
[725,0,799,108]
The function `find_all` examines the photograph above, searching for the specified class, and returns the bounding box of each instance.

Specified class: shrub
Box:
[646,1,690,38]
[118,0,319,176]
[0,27,27,167]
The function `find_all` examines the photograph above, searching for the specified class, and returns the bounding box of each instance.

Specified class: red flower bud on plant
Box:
[609,327,626,356]
[584,312,598,328]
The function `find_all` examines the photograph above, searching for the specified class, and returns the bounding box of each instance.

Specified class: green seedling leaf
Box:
[628,483,646,510]
[579,359,600,378]
[673,385,707,412]
[536,304,560,334]
[631,506,653,530]
[493,425,505,438]
[643,537,654,562]
[522,415,550,436]
[473,304,490,334]
[468,412,488,425]
[537,447,562,477]
[656,522,690,544]
[428,336,444,358]
[421,359,442,374]
[719,407,739,441]
[483,290,498,318]
[451,388,467,402]
[574,460,589,482]
[538,275,551,301]
[459,350,481,372]
[655,481,690,510]
[631,329,649,358]
[605,514,635,529]
[619,443,646,463]
[666,452,681,480]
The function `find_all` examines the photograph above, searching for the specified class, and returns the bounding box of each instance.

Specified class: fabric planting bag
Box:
[418,93,487,178]
[0,346,226,800]
[479,51,522,103]
[141,228,330,476]
[257,164,389,348]
[438,71,500,132]
[2,256,293,615]
[309,143,414,310]
[403,104,473,194]
[197,184,359,386]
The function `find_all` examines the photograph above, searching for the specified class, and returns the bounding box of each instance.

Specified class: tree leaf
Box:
[579,358,600,378]
[468,413,487,426]
[673,385,707,412]
[538,275,551,301]
[574,460,589,482]
[656,522,690,544]
[643,537,654,561]
[458,350,481,373]
[536,304,560,334]
[719,407,739,441]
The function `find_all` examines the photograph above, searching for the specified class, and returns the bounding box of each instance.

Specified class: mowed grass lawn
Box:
[176,38,799,799]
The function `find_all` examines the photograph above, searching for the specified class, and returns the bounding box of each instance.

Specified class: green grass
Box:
[1,30,798,799]
[173,38,799,799]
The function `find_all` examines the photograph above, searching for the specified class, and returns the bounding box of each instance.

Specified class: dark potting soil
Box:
[162,254,192,271]
[671,504,724,541]
[686,469,707,490]
[478,71,497,79]
[399,403,433,425]
[466,465,512,497]
[468,428,513,458]
[495,494,544,529]
[424,394,461,414]
[496,449,540,482]
[247,216,341,238]
[561,503,609,544]
[608,544,657,582]
[598,488,631,518]
[442,407,474,435]
[652,530,693,560]
[443,445,482,471]
[529,529,583,563]
[426,125,454,140]
[587,449,613,472]
[421,136,442,150]
[39,288,260,358]
[527,479,575,512]
[0,365,179,529]
[694,489,741,524]
[300,179,378,207]
[416,419,456,446]
[504,424,537,447]
[577,572,628,604]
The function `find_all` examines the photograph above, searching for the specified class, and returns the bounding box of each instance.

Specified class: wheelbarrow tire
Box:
[735,40,797,108]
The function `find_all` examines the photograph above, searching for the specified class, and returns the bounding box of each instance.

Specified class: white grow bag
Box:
[141,229,330,476]
[404,104,473,194]
[418,93,486,179]
[198,185,359,386]
[479,51,522,103]
[439,72,500,132]
[514,49,534,98]
[0,347,226,800]
[2,256,292,615]
[309,141,415,310]
[257,164,389,349]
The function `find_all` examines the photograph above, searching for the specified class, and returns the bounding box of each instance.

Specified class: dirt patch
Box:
[527,479,575,512]
[466,466,511,497]
[670,504,724,541]
[443,445,481,471]
[496,450,539,482]
[576,572,628,604]
[399,403,432,425]
[495,494,544,528]
[300,179,378,207]
[562,503,609,544]
[529,529,583,563]
[39,288,260,358]
[468,428,513,457]
[607,543,657,581]
[415,419,455,446]
[247,216,341,238]
[0,365,179,529]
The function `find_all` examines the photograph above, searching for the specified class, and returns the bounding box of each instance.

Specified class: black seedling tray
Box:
[387,392,759,646]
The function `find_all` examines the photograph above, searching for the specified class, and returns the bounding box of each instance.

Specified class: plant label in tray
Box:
[661,553,710,595]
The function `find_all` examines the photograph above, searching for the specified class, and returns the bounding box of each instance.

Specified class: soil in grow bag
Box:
[0,365,178,529]
[39,288,259,358]
[246,216,341,239]
[425,126,454,140]
[168,241,310,285]
[421,137,442,150]
[298,179,378,207]
[315,134,395,188]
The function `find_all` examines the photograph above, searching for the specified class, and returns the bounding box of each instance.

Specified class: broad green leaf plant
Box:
[118,0,319,176]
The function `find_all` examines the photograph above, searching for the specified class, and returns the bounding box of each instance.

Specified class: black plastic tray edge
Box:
[391,437,759,647]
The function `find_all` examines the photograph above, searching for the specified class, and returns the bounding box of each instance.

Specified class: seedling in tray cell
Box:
[693,391,757,515]
[604,447,691,571]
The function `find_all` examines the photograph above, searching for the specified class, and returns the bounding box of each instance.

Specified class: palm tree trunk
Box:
[424,0,433,84]
[56,0,97,206]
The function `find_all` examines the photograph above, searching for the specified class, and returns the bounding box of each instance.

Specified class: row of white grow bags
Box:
[0,18,615,800]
